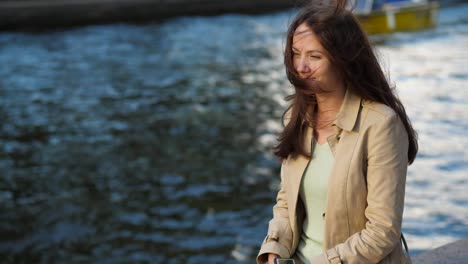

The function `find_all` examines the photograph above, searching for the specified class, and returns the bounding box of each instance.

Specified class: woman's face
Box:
[292,23,343,91]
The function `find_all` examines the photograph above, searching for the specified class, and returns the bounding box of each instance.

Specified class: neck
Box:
[314,87,346,127]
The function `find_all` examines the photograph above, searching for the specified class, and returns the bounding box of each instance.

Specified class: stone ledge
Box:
[412,238,468,264]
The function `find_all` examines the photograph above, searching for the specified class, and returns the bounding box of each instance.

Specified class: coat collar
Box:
[333,88,362,132]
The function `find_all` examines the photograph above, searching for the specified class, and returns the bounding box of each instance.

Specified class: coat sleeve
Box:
[311,113,409,264]
[257,162,294,264]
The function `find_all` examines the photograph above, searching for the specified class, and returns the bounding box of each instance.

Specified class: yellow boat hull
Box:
[357,2,439,35]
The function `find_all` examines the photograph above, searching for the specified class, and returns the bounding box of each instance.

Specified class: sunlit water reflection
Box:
[0,3,467,263]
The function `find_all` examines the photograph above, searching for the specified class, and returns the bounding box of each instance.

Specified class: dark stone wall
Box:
[0,0,306,31]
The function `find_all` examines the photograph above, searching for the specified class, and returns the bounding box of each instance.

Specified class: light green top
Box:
[296,142,334,264]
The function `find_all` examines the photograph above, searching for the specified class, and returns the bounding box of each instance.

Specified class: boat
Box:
[353,0,439,34]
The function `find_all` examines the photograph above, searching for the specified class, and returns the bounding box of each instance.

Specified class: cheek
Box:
[327,64,342,80]
[318,62,334,77]
[292,57,299,67]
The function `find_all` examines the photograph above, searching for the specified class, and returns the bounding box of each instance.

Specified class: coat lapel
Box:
[284,125,313,250]
[324,89,363,247]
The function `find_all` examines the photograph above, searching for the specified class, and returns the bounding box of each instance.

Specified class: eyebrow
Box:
[292,47,324,54]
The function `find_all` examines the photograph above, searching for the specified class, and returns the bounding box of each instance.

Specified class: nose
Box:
[295,57,310,75]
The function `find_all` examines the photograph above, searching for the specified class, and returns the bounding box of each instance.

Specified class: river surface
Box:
[0,3,467,264]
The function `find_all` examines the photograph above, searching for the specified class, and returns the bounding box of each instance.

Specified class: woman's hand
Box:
[267,253,279,264]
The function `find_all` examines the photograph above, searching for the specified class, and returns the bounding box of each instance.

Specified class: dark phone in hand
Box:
[275,258,296,264]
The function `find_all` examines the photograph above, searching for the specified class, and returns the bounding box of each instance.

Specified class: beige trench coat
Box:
[257,89,411,264]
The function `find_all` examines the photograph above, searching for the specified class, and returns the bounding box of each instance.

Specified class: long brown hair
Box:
[274,0,418,164]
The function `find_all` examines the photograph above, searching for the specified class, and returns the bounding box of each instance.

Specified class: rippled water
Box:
[0,3,467,263]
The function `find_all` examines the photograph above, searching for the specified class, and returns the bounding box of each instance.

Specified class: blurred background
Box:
[0,0,467,263]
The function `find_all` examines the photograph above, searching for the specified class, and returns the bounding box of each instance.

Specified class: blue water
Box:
[0,3,467,263]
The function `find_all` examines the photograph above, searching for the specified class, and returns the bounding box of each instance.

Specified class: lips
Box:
[303,77,317,82]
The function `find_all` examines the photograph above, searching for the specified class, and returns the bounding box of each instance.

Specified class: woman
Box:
[257,1,418,264]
